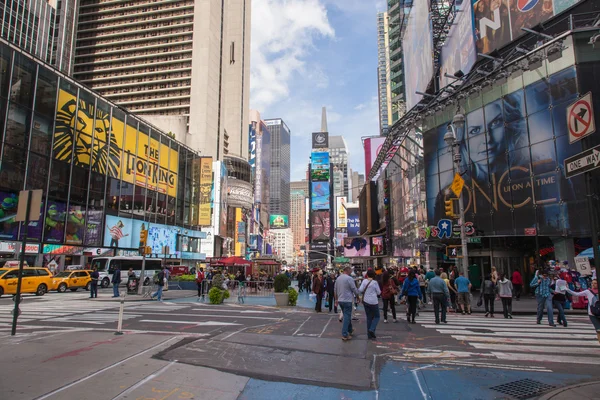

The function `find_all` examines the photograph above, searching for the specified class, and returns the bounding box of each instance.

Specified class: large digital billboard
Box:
[343,237,370,257]
[269,214,289,229]
[336,196,347,228]
[347,207,360,237]
[424,67,588,237]
[403,0,434,110]
[55,90,179,196]
[364,137,385,178]
[311,182,330,210]
[473,0,582,55]
[440,0,476,89]
[311,151,330,181]
[311,211,331,242]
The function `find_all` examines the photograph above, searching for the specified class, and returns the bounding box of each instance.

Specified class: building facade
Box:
[351,170,365,202]
[73,0,251,161]
[0,38,209,268]
[265,118,290,217]
[290,180,308,251]
[272,228,293,264]
[329,135,350,200]
[386,0,407,123]
[377,11,392,135]
[0,0,77,74]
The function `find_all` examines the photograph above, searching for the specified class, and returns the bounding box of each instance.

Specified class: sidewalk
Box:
[539,380,600,400]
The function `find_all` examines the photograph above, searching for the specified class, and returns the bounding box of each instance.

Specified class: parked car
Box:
[51,270,92,293]
[0,267,53,297]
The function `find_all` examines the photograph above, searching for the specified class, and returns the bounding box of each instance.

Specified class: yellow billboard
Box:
[198,157,213,226]
[54,89,179,197]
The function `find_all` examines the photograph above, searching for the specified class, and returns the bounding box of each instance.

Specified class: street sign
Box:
[524,227,537,236]
[467,237,481,244]
[446,245,463,259]
[564,144,600,179]
[567,92,595,144]
[450,173,465,197]
[16,190,42,222]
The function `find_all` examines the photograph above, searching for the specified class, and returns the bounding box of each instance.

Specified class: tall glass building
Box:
[264,118,290,217]
[0,38,207,268]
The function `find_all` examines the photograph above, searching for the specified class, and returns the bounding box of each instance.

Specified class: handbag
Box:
[476,294,483,307]
[390,281,399,296]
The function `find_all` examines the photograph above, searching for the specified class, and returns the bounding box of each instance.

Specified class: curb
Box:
[538,380,600,400]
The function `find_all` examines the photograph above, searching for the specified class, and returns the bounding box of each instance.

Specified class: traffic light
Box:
[139,229,148,247]
[444,200,454,217]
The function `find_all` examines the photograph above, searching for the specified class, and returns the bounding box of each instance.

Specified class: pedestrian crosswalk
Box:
[415,313,599,366]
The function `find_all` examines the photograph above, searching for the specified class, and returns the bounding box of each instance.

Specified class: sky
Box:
[250,0,386,182]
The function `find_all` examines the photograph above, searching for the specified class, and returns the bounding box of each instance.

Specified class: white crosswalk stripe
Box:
[416,313,599,365]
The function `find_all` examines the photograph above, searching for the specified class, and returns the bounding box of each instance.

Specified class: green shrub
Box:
[208,287,225,304]
[274,274,291,293]
[172,274,196,281]
[286,287,298,306]
[223,289,230,299]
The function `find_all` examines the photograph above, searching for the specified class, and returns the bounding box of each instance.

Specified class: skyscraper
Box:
[73,0,251,160]
[329,135,350,200]
[386,1,406,123]
[0,0,77,74]
[377,11,392,136]
[290,180,308,250]
[265,118,291,217]
[351,170,365,202]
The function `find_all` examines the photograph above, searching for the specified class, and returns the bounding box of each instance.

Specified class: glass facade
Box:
[265,120,290,217]
[0,39,202,263]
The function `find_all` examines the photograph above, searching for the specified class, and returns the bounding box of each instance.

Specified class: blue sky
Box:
[250,0,386,181]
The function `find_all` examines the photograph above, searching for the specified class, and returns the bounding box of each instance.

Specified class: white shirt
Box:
[359,278,381,305]
[566,288,598,316]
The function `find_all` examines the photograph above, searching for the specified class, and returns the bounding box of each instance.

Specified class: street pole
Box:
[11,190,31,336]
[585,172,600,281]
[457,186,469,278]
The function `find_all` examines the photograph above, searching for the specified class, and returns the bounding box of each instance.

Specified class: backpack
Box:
[591,294,600,317]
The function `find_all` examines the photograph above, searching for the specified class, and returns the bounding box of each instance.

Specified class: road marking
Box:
[471,343,600,355]
[319,317,333,338]
[139,320,242,326]
[110,360,178,400]
[451,335,599,346]
[422,324,587,332]
[430,329,596,338]
[492,352,600,365]
[191,308,274,314]
[412,369,430,399]
[440,360,552,372]
[292,316,311,336]
[34,336,180,400]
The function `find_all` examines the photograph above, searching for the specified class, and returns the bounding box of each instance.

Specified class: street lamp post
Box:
[444,113,470,278]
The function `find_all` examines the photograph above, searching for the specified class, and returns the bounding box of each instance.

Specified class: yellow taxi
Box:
[51,270,92,293]
[0,267,54,297]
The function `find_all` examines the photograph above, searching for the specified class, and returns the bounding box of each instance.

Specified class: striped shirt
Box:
[109,226,125,239]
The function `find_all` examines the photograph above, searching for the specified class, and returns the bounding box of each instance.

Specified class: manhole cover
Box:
[490,379,555,399]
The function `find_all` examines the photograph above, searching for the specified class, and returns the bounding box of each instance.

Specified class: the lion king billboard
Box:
[54,89,179,197]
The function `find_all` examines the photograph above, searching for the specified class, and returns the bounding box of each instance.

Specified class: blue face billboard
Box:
[424,66,588,237]
[311,182,330,210]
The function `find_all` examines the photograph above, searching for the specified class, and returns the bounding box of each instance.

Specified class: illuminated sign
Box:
[198,158,213,226]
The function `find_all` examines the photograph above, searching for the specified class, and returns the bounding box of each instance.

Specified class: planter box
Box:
[274,292,289,307]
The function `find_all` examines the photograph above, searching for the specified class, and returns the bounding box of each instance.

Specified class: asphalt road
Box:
[1,290,599,399]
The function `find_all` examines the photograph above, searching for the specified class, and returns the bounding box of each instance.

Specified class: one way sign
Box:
[564,144,600,179]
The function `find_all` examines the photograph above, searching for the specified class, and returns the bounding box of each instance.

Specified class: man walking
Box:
[334,266,361,341]
[531,269,556,326]
[112,265,122,297]
[427,269,449,324]
[90,266,99,298]
[512,269,523,300]
[151,267,166,302]
[454,271,472,315]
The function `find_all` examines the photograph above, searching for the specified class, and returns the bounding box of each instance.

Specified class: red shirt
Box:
[511,271,523,285]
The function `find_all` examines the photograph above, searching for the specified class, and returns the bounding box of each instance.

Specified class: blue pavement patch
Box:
[378,361,590,400]
[238,379,376,400]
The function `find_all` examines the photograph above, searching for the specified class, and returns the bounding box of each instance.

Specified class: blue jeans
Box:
[363,303,380,333]
[553,300,566,325]
[152,285,164,301]
[113,283,120,297]
[339,301,353,337]
[536,295,554,324]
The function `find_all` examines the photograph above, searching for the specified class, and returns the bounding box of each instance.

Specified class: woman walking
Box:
[496,273,513,319]
[418,269,427,305]
[313,270,324,313]
[552,274,568,327]
[566,279,599,343]
[381,271,398,323]
[359,269,381,339]
[400,269,422,323]
[482,274,496,317]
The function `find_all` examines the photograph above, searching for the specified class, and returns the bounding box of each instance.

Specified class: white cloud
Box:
[250,0,335,111]
[354,103,366,111]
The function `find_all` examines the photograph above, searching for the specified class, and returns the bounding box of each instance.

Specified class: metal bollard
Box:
[115,293,126,335]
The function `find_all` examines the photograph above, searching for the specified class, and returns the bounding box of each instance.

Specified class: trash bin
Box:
[127,276,139,294]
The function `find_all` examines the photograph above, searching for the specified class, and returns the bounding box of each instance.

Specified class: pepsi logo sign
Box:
[517,0,538,12]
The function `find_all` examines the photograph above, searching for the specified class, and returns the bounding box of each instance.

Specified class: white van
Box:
[90,256,162,288]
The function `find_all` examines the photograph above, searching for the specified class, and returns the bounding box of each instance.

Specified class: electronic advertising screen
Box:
[347,207,360,237]
[311,182,330,210]
[371,236,385,257]
[403,0,434,110]
[269,214,289,229]
[423,66,588,237]
[343,237,370,258]
[310,211,331,242]
[311,151,330,181]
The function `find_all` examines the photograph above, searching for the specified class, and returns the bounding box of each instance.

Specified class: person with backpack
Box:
[151,266,166,302]
[381,271,398,323]
[359,269,381,339]
[481,274,496,317]
[399,269,422,324]
[111,265,121,297]
[496,273,514,319]
[196,268,205,298]
[566,279,599,343]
